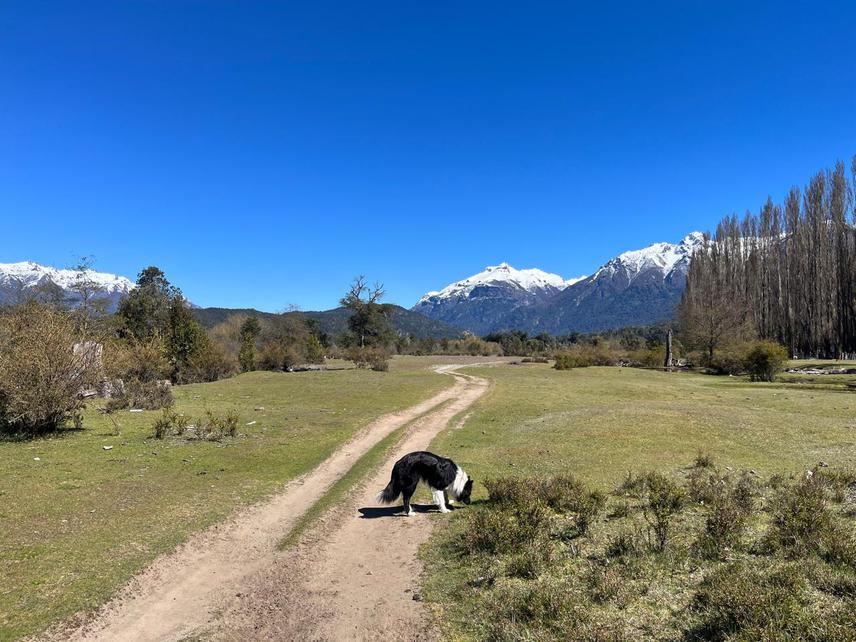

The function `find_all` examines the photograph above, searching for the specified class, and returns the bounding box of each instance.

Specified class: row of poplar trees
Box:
[681,156,856,360]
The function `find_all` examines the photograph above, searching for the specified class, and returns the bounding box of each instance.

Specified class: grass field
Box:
[431,363,856,488]
[423,363,856,641]
[0,358,452,640]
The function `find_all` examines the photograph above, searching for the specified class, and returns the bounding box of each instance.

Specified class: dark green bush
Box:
[741,340,789,382]
[643,472,685,550]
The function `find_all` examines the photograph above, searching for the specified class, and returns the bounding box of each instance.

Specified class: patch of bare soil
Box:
[39,365,490,642]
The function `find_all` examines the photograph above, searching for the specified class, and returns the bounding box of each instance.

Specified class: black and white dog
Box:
[376,451,473,516]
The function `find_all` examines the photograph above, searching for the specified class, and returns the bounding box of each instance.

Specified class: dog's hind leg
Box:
[402,481,418,516]
[433,489,450,513]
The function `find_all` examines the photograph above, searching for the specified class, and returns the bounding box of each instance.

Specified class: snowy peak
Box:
[0,261,134,292]
[0,261,135,310]
[417,262,584,304]
[592,232,704,282]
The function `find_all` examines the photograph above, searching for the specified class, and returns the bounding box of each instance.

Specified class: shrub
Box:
[626,347,665,369]
[689,563,813,641]
[485,475,605,536]
[462,502,553,556]
[540,475,605,535]
[0,303,101,436]
[741,340,788,382]
[708,343,748,375]
[348,347,390,371]
[257,342,305,372]
[605,529,644,559]
[696,496,748,559]
[152,407,239,441]
[258,341,287,371]
[766,477,833,557]
[505,541,554,579]
[195,409,239,440]
[815,467,856,503]
[615,470,648,499]
[105,336,170,383]
[643,472,686,550]
[687,467,730,505]
[483,476,536,505]
[554,344,617,369]
[694,452,715,469]
[153,407,183,439]
[105,379,173,412]
[185,339,236,382]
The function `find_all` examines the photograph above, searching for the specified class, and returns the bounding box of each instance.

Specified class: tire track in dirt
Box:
[212,368,489,642]
[41,365,489,642]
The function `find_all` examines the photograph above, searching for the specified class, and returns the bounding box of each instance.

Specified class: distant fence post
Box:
[664,329,673,371]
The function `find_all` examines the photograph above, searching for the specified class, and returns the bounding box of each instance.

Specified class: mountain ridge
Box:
[0,261,135,311]
[412,233,704,334]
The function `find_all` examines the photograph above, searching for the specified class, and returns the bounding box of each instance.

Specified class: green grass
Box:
[430,364,856,489]
[423,363,856,640]
[0,359,451,640]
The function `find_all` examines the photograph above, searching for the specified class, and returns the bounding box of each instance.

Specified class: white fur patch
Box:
[449,466,468,499]
[432,489,449,513]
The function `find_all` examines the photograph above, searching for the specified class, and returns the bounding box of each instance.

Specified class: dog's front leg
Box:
[444,489,454,508]
[432,489,450,513]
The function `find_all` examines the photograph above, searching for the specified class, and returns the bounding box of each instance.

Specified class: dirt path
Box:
[214,368,488,641]
[45,364,489,642]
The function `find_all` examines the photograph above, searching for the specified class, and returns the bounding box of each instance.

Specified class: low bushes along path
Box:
[42,364,491,642]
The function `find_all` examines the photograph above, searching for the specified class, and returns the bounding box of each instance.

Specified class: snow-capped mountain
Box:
[589,232,704,284]
[416,262,585,304]
[512,232,705,333]
[412,263,586,336]
[413,233,705,335]
[0,261,135,311]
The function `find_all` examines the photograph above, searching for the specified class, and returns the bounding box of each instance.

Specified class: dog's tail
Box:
[376,477,400,504]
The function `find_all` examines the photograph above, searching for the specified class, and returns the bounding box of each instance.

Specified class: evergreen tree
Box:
[117,267,182,341]
[238,317,261,372]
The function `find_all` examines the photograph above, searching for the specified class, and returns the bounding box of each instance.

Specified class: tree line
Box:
[681,155,856,360]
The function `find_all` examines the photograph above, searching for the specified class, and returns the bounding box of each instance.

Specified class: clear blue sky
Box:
[2,2,855,311]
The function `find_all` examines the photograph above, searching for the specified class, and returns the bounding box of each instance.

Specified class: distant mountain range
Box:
[192,306,464,339]
[2,233,704,337]
[0,261,134,312]
[412,233,704,335]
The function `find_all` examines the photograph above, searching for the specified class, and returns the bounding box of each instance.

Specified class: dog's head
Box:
[459,477,474,505]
